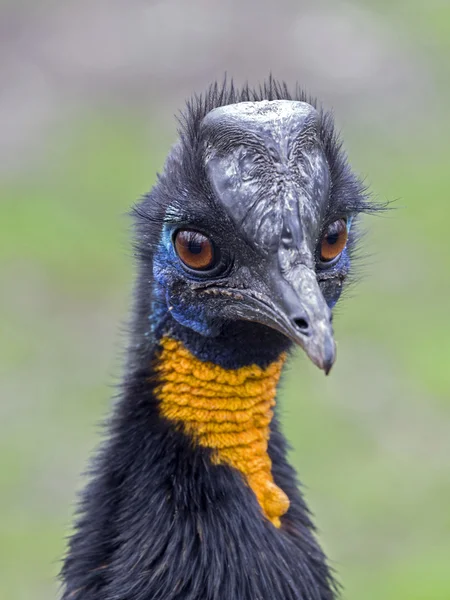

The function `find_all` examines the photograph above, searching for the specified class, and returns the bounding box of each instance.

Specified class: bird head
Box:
[135,82,378,373]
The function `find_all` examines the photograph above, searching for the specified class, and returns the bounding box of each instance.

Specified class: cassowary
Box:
[61,79,380,600]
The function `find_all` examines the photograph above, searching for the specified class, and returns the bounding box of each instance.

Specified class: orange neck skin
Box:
[154,336,290,528]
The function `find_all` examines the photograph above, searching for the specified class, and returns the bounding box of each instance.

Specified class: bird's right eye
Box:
[174,229,215,271]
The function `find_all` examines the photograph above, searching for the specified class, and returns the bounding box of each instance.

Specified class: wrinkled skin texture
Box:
[203,101,329,256]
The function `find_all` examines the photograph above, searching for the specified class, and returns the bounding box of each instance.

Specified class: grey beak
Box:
[271,264,336,374]
[226,264,336,374]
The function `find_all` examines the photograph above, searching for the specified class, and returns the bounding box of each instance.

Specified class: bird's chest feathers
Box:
[154,337,290,527]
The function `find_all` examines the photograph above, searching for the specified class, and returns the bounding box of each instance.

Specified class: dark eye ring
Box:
[319,219,348,266]
[174,229,217,272]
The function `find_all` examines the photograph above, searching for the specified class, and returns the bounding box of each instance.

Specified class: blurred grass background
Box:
[1,1,450,599]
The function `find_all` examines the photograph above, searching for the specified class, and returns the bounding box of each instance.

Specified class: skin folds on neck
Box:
[154,336,290,527]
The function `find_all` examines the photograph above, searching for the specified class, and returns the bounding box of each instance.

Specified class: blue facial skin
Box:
[151,225,222,338]
[321,249,350,309]
[323,247,351,309]
[319,216,353,310]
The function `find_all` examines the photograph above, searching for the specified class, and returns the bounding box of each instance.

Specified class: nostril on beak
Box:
[293,317,310,335]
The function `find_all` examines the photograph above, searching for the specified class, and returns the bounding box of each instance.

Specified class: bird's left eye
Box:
[319,219,348,264]
[174,229,215,271]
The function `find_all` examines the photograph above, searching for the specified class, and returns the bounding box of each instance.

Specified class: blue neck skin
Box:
[149,282,292,370]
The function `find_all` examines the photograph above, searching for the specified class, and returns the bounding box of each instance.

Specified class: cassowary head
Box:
[134,81,378,373]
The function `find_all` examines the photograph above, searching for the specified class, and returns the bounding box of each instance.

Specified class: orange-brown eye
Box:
[174,229,215,271]
[320,219,348,263]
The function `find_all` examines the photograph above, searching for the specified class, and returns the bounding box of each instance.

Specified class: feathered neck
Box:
[62,292,338,600]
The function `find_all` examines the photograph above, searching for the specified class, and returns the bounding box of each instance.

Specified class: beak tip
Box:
[293,324,336,374]
[318,338,336,376]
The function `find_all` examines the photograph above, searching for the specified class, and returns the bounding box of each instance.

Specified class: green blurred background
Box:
[1,1,449,599]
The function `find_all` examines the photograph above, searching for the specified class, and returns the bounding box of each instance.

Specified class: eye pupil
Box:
[326,232,339,246]
[174,229,215,271]
[320,219,348,263]
[188,240,203,255]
